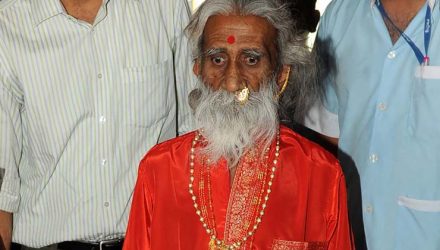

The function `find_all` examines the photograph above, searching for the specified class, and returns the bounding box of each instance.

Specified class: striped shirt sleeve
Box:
[0,41,22,212]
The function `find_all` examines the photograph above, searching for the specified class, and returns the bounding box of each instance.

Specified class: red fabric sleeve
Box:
[328,173,355,250]
[123,159,154,250]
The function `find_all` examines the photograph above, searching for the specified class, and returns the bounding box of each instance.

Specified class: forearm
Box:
[0,88,23,213]
[0,46,20,250]
[320,134,339,146]
[0,210,12,250]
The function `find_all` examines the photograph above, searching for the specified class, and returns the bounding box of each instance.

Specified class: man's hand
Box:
[322,135,339,146]
[0,210,12,250]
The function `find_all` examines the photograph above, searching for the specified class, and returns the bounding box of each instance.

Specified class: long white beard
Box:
[190,78,279,167]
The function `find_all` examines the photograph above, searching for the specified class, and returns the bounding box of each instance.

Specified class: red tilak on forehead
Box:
[226,35,235,44]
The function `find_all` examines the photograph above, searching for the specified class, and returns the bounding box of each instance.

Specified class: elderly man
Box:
[123,0,353,249]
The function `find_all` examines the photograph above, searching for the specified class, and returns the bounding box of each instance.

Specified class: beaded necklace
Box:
[188,131,280,250]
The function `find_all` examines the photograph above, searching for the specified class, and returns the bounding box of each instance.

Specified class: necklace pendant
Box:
[209,239,229,250]
[219,243,229,250]
[209,239,217,250]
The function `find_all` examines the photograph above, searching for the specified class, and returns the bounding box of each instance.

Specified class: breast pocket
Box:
[409,66,440,138]
[271,240,327,250]
[121,60,173,128]
[395,196,440,250]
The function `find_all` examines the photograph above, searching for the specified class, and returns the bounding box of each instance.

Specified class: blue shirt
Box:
[307,0,440,249]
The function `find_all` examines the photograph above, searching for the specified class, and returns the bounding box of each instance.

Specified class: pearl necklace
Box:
[188,131,280,250]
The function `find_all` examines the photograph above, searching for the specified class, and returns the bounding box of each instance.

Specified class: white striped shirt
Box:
[0,0,195,247]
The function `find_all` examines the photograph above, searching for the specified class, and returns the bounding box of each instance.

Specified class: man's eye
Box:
[211,56,225,65]
[245,56,258,65]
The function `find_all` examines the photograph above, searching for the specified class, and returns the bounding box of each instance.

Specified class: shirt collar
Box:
[31,0,65,27]
[370,0,437,9]
[31,0,121,27]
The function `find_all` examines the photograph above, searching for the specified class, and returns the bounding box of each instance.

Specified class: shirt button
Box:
[104,202,109,207]
[387,51,396,59]
[366,204,374,214]
[101,158,107,166]
[369,154,379,163]
[99,115,106,123]
[378,103,387,111]
[98,73,103,79]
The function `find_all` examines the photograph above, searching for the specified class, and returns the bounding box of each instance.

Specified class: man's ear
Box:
[277,65,291,88]
[193,59,201,77]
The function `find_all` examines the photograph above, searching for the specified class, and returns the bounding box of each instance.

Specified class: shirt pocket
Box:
[395,196,440,250]
[271,240,328,250]
[409,66,440,138]
[121,60,172,128]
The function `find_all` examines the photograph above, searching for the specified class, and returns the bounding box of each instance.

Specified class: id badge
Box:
[415,65,440,79]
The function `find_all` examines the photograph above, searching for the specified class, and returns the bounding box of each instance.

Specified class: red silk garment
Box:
[124,126,354,250]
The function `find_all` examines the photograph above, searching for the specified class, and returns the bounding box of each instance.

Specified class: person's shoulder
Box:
[138,131,196,172]
[280,125,341,173]
[145,130,195,158]
[323,0,363,16]
[151,0,189,11]
[319,0,366,37]
[0,0,21,12]
[0,0,31,28]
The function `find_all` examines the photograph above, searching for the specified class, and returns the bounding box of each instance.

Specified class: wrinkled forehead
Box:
[201,14,278,56]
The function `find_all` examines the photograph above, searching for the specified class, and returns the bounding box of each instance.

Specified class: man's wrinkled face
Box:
[194,15,284,92]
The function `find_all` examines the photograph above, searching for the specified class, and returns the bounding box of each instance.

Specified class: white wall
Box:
[308,0,332,46]
[316,0,332,13]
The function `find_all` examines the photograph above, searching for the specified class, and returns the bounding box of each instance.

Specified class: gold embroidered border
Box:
[272,240,328,250]
[224,146,271,247]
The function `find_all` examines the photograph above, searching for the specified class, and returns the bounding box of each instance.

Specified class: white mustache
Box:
[190,78,279,167]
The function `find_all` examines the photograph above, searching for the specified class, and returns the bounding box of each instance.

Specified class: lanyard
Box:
[375,0,432,65]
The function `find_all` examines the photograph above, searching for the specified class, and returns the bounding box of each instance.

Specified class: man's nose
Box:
[222,62,242,92]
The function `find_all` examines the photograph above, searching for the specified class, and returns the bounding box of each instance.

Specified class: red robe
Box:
[124,126,353,250]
